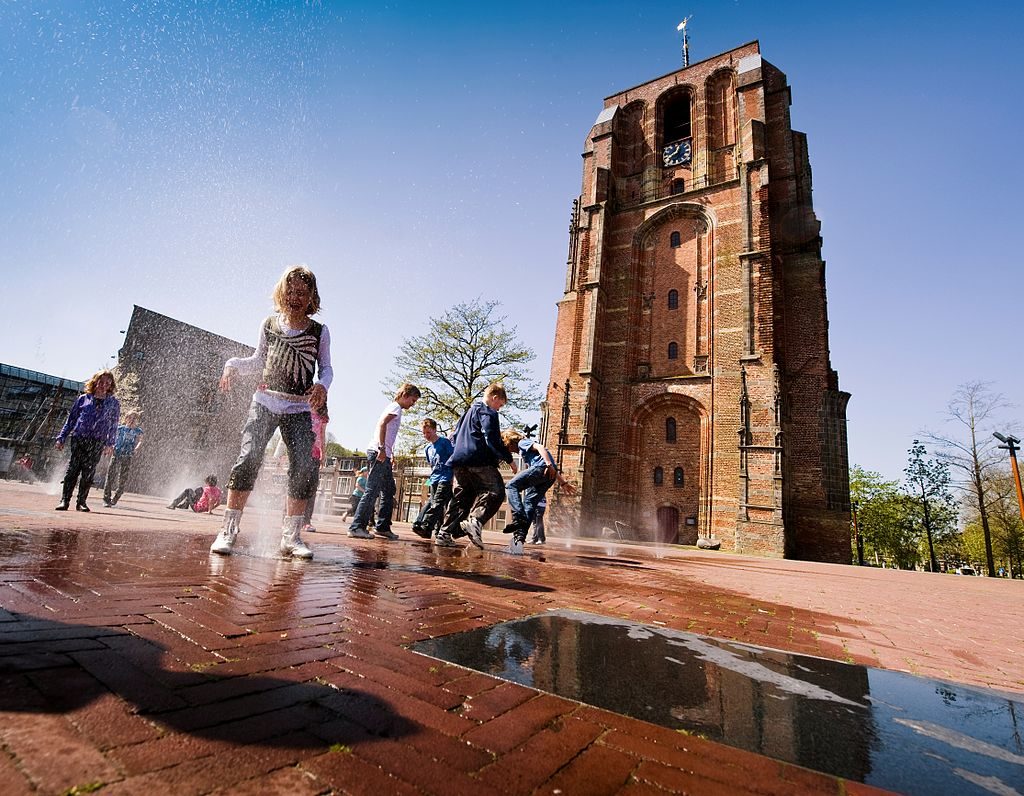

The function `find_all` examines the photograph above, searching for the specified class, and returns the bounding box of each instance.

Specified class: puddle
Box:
[413,609,1024,795]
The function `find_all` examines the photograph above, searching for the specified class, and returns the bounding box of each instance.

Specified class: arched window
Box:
[663,92,692,144]
[653,467,664,486]
[668,342,678,360]
[674,467,684,487]
[670,231,681,248]
[666,417,677,443]
[668,289,679,310]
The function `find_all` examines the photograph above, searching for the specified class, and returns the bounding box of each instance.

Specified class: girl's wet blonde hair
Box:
[272,265,321,316]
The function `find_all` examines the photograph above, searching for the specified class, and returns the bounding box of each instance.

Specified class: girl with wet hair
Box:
[55,369,120,512]
[211,265,333,559]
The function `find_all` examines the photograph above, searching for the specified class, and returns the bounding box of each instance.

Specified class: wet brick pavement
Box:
[1,480,1020,794]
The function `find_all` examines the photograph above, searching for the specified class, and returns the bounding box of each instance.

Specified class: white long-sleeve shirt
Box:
[225,315,333,415]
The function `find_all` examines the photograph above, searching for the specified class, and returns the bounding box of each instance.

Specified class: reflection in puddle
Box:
[413,609,1024,795]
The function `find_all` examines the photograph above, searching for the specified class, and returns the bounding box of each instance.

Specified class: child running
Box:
[348,383,421,540]
[54,370,120,512]
[211,265,332,559]
[411,418,454,539]
[435,383,516,549]
[501,430,575,555]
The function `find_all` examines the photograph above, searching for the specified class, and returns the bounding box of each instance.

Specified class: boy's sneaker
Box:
[211,509,241,555]
[434,531,458,548]
[374,528,399,541]
[302,523,316,533]
[103,499,113,508]
[76,503,90,512]
[411,523,431,539]
[348,527,372,539]
[460,517,484,549]
[507,538,525,556]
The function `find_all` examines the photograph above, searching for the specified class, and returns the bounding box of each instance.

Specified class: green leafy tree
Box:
[850,465,920,568]
[387,298,540,436]
[903,440,957,572]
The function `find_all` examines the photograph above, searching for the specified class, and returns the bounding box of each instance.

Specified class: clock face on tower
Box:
[662,138,692,167]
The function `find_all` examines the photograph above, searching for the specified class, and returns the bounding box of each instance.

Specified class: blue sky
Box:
[2,0,1021,482]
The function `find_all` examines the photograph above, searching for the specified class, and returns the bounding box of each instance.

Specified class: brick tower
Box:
[542,41,851,562]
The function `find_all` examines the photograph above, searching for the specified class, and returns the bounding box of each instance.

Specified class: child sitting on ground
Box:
[168,475,222,513]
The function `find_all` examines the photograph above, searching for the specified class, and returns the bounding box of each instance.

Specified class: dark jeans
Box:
[441,466,505,535]
[349,454,395,532]
[530,504,547,543]
[61,436,105,506]
[414,479,453,535]
[103,453,133,503]
[506,464,554,540]
[170,487,201,510]
[228,402,316,499]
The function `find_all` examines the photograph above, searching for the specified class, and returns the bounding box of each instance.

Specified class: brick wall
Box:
[546,41,850,563]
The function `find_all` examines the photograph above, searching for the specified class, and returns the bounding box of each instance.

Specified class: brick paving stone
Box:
[301,748,423,795]
[352,735,498,796]
[0,712,122,794]
[474,714,606,794]
[327,653,466,710]
[70,647,189,713]
[462,693,577,754]
[208,764,326,795]
[0,749,34,796]
[460,680,536,723]
[541,743,638,796]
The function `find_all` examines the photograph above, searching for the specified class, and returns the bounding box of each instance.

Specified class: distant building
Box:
[115,306,256,498]
[543,41,851,562]
[0,363,84,480]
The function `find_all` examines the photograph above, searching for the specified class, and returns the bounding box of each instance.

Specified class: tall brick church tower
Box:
[541,41,851,562]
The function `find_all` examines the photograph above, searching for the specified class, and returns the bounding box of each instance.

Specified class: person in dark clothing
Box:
[435,383,516,549]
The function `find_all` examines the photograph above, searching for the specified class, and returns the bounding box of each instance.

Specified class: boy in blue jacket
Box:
[412,418,454,539]
[435,383,516,549]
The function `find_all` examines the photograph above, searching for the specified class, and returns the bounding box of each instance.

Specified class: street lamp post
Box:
[851,500,864,566]
[994,432,1024,541]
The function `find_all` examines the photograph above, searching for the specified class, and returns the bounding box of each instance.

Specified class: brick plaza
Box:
[1,480,1020,794]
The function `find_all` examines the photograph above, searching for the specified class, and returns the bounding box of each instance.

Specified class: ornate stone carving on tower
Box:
[541,41,852,562]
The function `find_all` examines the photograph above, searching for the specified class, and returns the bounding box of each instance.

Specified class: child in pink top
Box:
[302,407,328,532]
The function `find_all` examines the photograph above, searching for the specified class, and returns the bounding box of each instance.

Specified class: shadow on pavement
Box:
[0,612,414,749]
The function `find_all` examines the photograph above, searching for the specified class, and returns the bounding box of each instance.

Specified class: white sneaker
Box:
[210,509,241,555]
[460,517,484,549]
[280,516,314,560]
[508,539,524,556]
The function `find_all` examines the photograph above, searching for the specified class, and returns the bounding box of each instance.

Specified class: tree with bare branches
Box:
[923,381,1009,577]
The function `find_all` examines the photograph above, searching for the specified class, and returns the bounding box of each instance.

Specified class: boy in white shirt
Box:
[348,383,421,540]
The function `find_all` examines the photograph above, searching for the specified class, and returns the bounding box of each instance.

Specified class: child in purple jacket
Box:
[55,370,120,512]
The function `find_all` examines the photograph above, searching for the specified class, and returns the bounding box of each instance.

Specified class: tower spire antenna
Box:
[677,16,692,68]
